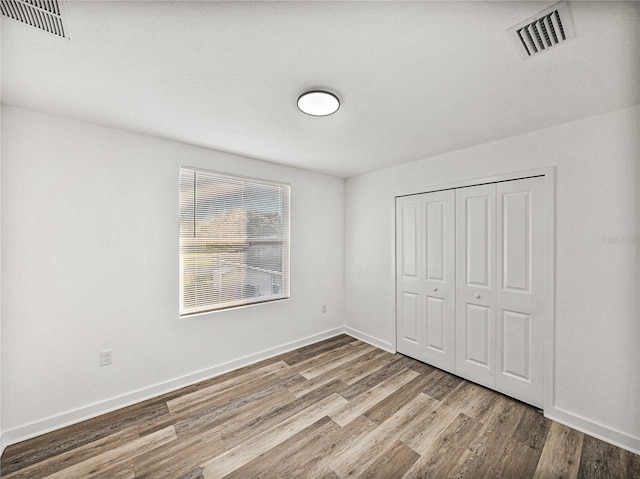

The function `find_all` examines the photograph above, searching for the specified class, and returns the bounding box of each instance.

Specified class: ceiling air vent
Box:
[507,1,575,60]
[1,0,70,39]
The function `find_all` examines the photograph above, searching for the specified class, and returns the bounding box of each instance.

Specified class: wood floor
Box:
[2,335,639,478]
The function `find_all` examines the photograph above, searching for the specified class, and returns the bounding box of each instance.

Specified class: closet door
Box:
[455,184,497,388]
[496,176,545,408]
[422,190,456,371]
[396,195,424,359]
[396,176,547,409]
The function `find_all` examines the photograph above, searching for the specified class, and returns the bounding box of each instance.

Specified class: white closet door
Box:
[496,176,545,408]
[455,184,497,388]
[396,176,547,409]
[396,196,424,359]
[422,190,456,371]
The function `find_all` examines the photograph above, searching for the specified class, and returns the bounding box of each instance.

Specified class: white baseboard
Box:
[343,326,395,353]
[1,327,345,449]
[545,406,640,455]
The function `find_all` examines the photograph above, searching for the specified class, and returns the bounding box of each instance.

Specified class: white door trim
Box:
[393,166,556,412]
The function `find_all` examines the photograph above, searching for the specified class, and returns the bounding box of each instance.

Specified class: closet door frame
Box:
[393,166,556,412]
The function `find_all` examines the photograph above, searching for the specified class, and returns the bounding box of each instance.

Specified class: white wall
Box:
[1,105,345,443]
[345,105,640,453]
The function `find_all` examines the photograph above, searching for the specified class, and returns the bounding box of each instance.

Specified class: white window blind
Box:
[179,167,290,315]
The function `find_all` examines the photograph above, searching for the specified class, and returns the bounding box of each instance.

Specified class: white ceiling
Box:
[2,1,639,178]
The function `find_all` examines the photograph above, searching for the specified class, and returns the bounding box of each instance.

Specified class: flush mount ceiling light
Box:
[297,91,340,116]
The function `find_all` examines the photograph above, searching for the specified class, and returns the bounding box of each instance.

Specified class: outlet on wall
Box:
[100,350,113,367]
[321,304,327,313]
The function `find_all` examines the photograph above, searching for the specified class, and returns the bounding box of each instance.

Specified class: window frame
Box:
[179,166,291,316]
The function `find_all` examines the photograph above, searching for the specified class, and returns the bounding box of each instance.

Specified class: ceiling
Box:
[2,1,639,178]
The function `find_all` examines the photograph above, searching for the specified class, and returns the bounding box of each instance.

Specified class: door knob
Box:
[433,287,438,292]
[474,293,481,299]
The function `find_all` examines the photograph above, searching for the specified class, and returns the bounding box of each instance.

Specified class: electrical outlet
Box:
[321,304,327,313]
[100,350,113,366]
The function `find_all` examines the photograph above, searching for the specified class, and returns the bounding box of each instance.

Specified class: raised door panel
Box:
[402,204,419,279]
[463,303,491,368]
[396,196,423,359]
[455,184,496,388]
[496,176,545,408]
[425,200,445,281]
[423,189,456,371]
[400,292,420,345]
[425,296,445,351]
[465,195,491,287]
[502,190,530,292]
[501,310,531,380]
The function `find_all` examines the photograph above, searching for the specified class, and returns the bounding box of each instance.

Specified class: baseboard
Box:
[545,406,640,455]
[1,327,345,449]
[343,326,395,353]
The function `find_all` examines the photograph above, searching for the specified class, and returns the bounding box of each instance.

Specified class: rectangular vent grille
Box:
[507,1,575,60]
[1,0,69,38]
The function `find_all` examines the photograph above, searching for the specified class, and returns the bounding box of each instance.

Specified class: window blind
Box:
[179,167,290,315]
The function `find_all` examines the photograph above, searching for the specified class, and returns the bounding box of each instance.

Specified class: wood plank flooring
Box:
[2,335,639,478]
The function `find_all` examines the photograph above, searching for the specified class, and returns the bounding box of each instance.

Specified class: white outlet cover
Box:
[100,350,113,366]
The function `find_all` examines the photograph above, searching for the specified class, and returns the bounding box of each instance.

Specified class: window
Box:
[179,167,290,315]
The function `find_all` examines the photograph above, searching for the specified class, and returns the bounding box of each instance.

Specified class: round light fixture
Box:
[297,90,340,116]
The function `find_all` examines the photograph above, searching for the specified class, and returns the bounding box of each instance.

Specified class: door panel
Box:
[465,195,491,287]
[502,191,530,292]
[396,196,423,359]
[402,205,419,278]
[464,303,491,367]
[401,292,420,344]
[425,201,445,281]
[425,296,445,351]
[501,309,530,379]
[455,184,496,388]
[496,176,545,407]
[423,190,455,371]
